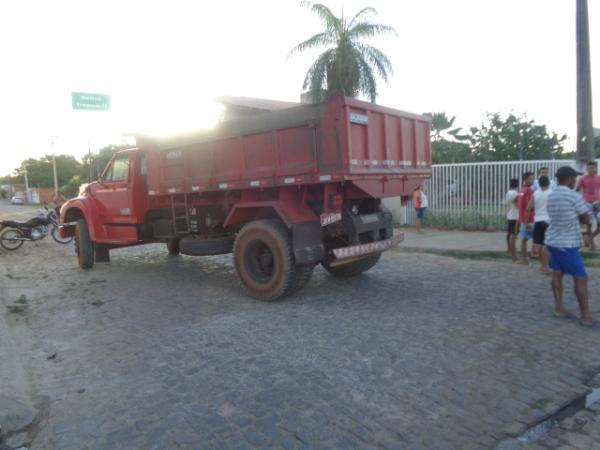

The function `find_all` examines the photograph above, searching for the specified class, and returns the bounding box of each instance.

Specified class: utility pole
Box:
[576,0,595,168]
[23,164,30,204]
[50,136,59,195]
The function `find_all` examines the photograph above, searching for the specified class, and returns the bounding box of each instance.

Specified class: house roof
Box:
[214,96,300,112]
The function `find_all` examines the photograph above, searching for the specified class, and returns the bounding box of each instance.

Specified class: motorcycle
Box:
[0,206,73,251]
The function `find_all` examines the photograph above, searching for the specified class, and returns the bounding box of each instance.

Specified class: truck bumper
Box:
[331,233,403,263]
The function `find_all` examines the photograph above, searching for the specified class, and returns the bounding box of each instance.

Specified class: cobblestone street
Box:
[2,235,600,449]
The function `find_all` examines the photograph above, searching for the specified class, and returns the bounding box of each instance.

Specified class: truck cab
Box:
[90,149,148,226]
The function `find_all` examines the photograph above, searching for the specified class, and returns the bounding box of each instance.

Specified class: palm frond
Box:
[348,7,377,29]
[356,44,393,81]
[303,49,335,102]
[303,2,343,37]
[348,23,398,39]
[287,32,335,60]
[354,48,377,102]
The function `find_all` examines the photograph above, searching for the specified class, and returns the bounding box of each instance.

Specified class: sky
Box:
[0,0,598,176]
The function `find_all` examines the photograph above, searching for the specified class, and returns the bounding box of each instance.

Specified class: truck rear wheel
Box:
[321,253,381,277]
[234,220,312,301]
[166,238,180,255]
[74,219,94,269]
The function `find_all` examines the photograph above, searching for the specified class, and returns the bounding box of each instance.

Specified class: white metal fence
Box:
[384,159,586,228]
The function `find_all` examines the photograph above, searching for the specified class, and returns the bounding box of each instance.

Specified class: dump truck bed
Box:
[143,94,432,198]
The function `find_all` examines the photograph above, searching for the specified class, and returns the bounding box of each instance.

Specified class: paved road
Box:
[2,239,600,449]
[0,200,42,221]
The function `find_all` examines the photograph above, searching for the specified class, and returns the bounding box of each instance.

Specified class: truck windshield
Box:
[105,156,130,182]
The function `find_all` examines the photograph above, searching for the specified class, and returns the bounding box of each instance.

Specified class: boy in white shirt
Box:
[527,176,551,273]
[505,178,520,263]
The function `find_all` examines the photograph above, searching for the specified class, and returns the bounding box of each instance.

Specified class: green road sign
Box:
[72,92,111,111]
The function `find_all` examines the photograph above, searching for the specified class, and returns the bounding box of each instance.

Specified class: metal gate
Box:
[385,160,585,228]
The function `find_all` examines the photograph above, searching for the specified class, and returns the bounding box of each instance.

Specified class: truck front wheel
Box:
[321,253,381,277]
[74,219,94,269]
[234,220,312,301]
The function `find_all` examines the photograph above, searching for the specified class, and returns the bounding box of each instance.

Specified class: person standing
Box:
[518,172,535,264]
[527,176,551,273]
[532,167,556,191]
[53,191,66,217]
[413,186,428,235]
[546,166,598,327]
[505,178,520,263]
[576,161,600,250]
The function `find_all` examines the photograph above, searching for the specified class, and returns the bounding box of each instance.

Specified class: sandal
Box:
[579,320,600,328]
[553,312,577,320]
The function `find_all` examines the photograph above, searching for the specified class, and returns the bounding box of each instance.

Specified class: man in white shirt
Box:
[505,178,519,262]
[546,166,597,327]
[527,176,551,273]
[532,167,556,191]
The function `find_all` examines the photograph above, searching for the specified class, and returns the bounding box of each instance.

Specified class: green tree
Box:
[430,112,467,142]
[428,112,471,164]
[82,144,129,180]
[432,140,472,164]
[288,2,397,103]
[469,113,567,162]
[13,155,82,188]
[63,175,82,198]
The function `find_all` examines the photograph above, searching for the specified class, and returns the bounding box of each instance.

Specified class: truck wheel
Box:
[180,235,234,256]
[166,238,180,255]
[321,253,381,277]
[234,220,311,301]
[74,219,94,269]
[290,264,315,293]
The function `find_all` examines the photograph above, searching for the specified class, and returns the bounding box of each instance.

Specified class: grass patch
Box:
[399,247,511,262]
[399,247,600,267]
[423,210,505,231]
[15,294,28,304]
[7,305,26,315]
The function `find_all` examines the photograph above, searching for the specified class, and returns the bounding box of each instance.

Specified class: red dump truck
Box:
[60,94,432,300]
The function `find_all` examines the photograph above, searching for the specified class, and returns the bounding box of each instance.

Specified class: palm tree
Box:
[430,113,466,143]
[288,2,397,103]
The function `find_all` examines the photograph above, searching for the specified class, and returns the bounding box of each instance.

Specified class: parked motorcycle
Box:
[0,206,73,251]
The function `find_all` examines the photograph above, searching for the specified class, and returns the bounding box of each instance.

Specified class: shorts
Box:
[415,207,427,219]
[533,221,548,245]
[519,223,533,240]
[507,220,518,235]
[586,202,599,221]
[547,246,587,277]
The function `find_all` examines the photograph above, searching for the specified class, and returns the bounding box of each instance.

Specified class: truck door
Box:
[94,153,136,224]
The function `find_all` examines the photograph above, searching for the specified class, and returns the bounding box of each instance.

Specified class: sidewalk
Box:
[398,226,506,252]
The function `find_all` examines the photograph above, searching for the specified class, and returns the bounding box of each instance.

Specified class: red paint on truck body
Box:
[60,94,431,246]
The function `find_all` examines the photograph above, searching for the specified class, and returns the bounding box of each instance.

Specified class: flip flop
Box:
[554,312,577,320]
[579,320,600,328]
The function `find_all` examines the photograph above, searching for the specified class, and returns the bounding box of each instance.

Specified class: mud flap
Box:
[95,244,110,263]
[292,221,324,264]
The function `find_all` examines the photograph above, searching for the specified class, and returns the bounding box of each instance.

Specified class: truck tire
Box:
[166,238,180,255]
[74,219,94,269]
[180,235,234,256]
[321,253,381,277]
[234,220,312,301]
[290,264,315,294]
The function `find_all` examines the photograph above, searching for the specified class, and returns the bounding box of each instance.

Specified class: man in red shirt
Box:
[518,172,535,264]
[576,161,600,250]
